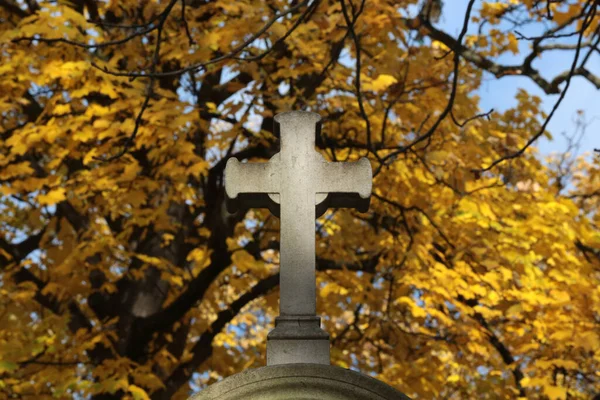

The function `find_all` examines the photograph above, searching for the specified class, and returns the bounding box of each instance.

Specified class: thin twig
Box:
[234,0,317,62]
[95,0,180,161]
[474,0,598,173]
[13,13,163,49]
[340,0,383,163]
[88,12,163,29]
[381,60,411,146]
[181,0,195,46]
[450,108,494,127]
[379,0,477,166]
[90,1,311,79]
[372,192,455,249]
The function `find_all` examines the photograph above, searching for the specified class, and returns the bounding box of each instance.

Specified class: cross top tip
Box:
[274,110,322,126]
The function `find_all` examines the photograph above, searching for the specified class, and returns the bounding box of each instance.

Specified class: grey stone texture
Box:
[224,111,372,365]
[266,316,330,366]
[190,363,411,400]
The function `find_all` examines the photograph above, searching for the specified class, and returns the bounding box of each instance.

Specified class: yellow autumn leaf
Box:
[427,151,449,163]
[479,202,496,220]
[507,32,519,54]
[543,385,567,400]
[549,289,570,303]
[93,119,111,129]
[135,254,164,267]
[45,61,88,79]
[470,285,487,297]
[122,161,141,181]
[187,248,206,263]
[8,138,29,156]
[53,104,71,115]
[37,188,66,206]
[550,330,572,341]
[231,250,258,273]
[187,160,209,178]
[395,297,427,318]
[371,74,397,92]
[321,282,349,297]
[162,233,174,246]
[170,275,183,287]
[271,22,287,38]
[128,384,150,400]
[206,102,217,112]
[431,40,449,51]
[60,4,92,27]
[0,162,34,180]
[205,31,221,51]
[580,331,600,352]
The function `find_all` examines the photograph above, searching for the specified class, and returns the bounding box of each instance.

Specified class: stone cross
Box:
[224,111,372,365]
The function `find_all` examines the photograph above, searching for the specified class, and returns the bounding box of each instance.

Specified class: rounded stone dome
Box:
[190,363,410,400]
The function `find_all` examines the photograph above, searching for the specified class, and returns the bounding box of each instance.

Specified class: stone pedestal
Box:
[190,363,411,400]
[266,316,330,365]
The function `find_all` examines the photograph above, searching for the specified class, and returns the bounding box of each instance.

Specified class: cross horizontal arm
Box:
[315,157,372,198]
[224,158,280,199]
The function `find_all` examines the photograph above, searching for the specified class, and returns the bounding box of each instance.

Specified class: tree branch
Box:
[380,0,477,166]
[340,0,381,161]
[475,1,599,172]
[95,0,179,161]
[461,296,526,397]
[0,0,28,18]
[153,273,280,400]
[405,5,600,95]
[90,0,311,79]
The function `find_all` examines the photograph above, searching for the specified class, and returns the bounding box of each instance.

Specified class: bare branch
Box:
[90,0,311,79]
[0,0,28,18]
[180,0,195,46]
[372,192,455,249]
[407,5,600,95]
[475,2,599,173]
[381,61,411,146]
[340,0,382,162]
[460,296,526,397]
[235,0,316,62]
[450,108,493,128]
[539,40,599,51]
[154,273,279,400]
[378,0,477,167]
[95,0,179,161]
[13,15,160,48]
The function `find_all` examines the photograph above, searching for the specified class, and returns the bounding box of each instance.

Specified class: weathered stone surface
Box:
[224,111,372,365]
[225,111,371,317]
[266,316,330,365]
[190,363,410,400]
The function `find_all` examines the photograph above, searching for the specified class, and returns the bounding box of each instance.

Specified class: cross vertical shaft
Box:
[279,174,317,316]
[278,114,317,316]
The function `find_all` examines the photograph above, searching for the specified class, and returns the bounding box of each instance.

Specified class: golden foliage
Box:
[0,0,599,399]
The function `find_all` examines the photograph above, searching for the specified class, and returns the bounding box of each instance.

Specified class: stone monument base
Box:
[190,363,411,400]
[266,315,330,365]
